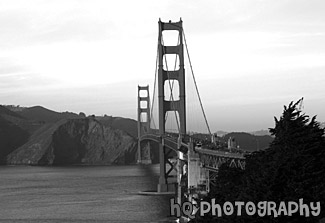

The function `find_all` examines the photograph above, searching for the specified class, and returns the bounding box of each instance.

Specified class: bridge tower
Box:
[158,19,186,192]
[137,85,152,164]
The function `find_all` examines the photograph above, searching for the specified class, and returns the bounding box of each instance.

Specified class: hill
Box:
[17,106,79,123]
[224,132,274,151]
[1,105,142,165]
[97,116,138,138]
[249,129,271,136]
[215,130,228,137]
[97,116,161,163]
[215,129,273,137]
[0,105,25,119]
[7,118,137,165]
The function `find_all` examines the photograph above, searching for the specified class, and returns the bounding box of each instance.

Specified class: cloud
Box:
[0,57,62,93]
[0,0,117,49]
[162,0,325,35]
[0,0,324,131]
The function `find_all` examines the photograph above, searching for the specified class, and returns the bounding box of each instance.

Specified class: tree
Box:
[266,98,325,222]
[79,112,86,118]
[199,99,325,223]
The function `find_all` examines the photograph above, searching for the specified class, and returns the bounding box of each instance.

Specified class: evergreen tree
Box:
[199,99,325,223]
[266,98,325,222]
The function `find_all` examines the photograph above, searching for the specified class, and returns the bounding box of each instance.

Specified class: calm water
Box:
[0,164,175,222]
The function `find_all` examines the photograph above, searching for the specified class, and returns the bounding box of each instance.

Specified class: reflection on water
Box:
[0,165,175,222]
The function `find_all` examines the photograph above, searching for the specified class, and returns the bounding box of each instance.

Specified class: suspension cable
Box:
[149,41,159,130]
[182,29,212,136]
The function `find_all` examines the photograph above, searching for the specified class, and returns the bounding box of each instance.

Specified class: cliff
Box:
[6,118,137,165]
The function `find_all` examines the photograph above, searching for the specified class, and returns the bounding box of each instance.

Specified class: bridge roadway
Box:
[139,133,246,170]
[195,147,246,170]
[139,133,188,152]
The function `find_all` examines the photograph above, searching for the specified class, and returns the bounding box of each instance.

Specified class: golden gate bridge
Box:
[137,19,245,207]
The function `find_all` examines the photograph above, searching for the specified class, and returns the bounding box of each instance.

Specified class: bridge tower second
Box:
[137,85,152,164]
[158,19,186,192]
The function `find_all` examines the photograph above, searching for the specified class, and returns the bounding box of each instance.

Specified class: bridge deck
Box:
[195,147,245,159]
[140,133,246,160]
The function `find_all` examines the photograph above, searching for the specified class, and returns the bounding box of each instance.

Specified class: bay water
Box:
[0,164,175,222]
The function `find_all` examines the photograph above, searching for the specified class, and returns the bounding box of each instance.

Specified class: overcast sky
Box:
[0,0,324,132]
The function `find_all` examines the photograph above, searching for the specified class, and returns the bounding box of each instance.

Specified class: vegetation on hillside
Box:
[17,106,79,123]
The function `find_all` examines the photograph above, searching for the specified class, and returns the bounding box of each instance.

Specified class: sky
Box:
[0,0,324,133]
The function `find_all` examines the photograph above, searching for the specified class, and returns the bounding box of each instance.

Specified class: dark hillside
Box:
[7,118,137,165]
[0,105,32,163]
[0,116,29,163]
[111,117,138,138]
[111,117,160,163]
[97,116,137,138]
[97,116,161,163]
[0,105,25,119]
